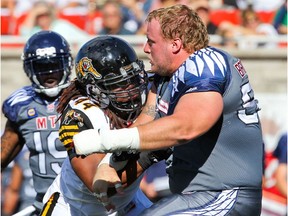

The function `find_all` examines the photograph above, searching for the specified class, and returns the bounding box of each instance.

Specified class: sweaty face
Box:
[112,84,140,103]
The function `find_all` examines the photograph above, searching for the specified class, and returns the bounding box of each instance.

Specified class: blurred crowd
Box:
[1,0,287,48]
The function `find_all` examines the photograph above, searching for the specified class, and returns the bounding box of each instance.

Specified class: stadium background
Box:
[1,2,287,213]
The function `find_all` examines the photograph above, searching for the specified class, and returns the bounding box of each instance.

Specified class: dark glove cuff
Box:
[137,151,154,170]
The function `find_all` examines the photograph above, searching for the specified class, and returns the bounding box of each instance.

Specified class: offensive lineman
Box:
[73,4,264,216]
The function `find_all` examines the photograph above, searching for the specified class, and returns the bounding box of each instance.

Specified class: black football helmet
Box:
[75,35,148,123]
[22,30,73,97]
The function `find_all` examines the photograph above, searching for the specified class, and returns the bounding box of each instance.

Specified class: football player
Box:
[73,4,264,216]
[1,30,72,215]
[40,36,170,216]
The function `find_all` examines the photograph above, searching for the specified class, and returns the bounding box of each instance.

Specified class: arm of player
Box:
[73,128,140,155]
[73,92,223,155]
[92,148,172,204]
[1,120,24,170]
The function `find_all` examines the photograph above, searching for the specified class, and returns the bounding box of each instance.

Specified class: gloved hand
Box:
[138,147,173,170]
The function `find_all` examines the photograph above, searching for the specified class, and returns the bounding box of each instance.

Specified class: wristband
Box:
[73,127,141,155]
[100,127,140,151]
[98,153,128,171]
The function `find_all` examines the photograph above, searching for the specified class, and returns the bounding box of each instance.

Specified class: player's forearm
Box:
[1,122,23,169]
[73,92,223,154]
[73,116,187,154]
[71,154,105,192]
[1,143,22,170]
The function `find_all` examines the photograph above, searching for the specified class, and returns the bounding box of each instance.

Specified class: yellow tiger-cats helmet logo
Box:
[76,57,102,79]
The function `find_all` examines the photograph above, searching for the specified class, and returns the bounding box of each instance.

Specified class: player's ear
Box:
[171,38,182,54]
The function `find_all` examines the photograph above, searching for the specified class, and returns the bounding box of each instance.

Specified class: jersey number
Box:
[238,82,259,124]
[34,131,66,175]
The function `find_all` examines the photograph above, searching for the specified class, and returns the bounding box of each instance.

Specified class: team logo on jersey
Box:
[27,108,37,118]
[234,60,247,78]
[62,110,84,127]
[46,103,55,113]
[76,57,102,79]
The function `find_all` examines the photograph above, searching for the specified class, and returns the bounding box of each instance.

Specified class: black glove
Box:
[138,147,173,170]
[112,151,139,162]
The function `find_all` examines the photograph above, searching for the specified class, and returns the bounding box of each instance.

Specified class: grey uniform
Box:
[140,47,263,216]
[2,86,67,210]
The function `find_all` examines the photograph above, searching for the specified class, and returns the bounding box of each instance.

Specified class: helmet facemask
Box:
[24,54,72,97]
[86,60,148,123]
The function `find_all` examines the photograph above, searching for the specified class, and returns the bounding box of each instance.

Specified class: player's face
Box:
[144,19,174,76]
[37,72,63,88]
[111,84,139,103]
[34,57,64,88]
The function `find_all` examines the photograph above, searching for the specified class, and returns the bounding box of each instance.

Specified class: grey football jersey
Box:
[2,86,67,197]
[156,47,263,193]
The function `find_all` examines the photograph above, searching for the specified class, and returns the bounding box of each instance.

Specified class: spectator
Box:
[149,0,188,11]
[120,0,145,34]
[84,0,103,35]
[19,1,89,44]
[223,0,285,11]
[273,133,287,197]
[262,133,287,215]
[218,4,278,48]
[273,0,288,34]
[99,0,134,35]
[241,5,278,47]
[190,0,219,35]
[57,0,89,15]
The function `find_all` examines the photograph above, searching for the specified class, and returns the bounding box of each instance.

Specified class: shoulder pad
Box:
[2,86,34,122]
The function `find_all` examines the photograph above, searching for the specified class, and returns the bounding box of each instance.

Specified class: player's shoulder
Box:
[63,96,109,128]
[2,86,35,121]
[3,86,34,106]
[183,46,236,79]
[67,96,103,116]
[191,46,236,64]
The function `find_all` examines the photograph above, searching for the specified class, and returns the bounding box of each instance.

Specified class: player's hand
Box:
[93,164,124,211]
